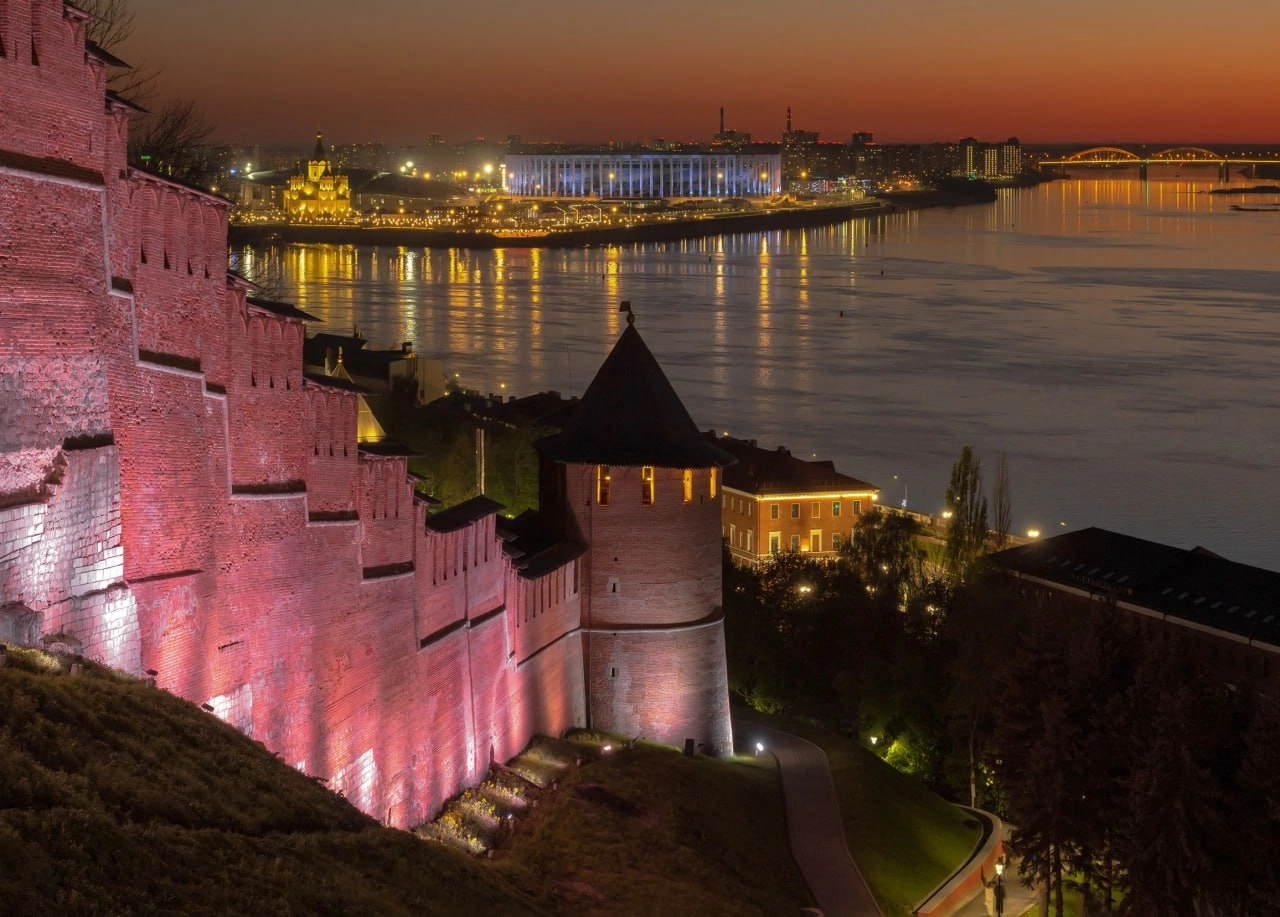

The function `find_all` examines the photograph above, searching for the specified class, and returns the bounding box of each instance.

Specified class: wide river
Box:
[233,175,1280,570]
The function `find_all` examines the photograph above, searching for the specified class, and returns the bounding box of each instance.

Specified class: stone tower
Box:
[538,310,735,755]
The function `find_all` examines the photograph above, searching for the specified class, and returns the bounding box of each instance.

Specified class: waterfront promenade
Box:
[228,200,890,248]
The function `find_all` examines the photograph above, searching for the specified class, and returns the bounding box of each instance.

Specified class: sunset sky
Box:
[122,0,1280,147]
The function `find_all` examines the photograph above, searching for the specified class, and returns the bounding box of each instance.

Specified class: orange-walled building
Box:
[0,0,732,826]
[710,433,879,566]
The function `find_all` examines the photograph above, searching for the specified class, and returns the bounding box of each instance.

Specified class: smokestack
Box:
[719,106,724,134]
[786,106,792,134]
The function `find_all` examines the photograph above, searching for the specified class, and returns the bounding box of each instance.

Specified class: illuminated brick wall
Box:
[562,463,734,755]
[511,561,581,663]
[0,445,140,673]
[1,0,730,830]
[0,2,140,674]
[564,464,724,627]
[587,618,732,755]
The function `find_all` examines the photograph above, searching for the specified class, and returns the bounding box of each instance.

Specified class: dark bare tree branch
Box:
[77,0,160,107]
[79,0,135,53]
[129,98,215,183]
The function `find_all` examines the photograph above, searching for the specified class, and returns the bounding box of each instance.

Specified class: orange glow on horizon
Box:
[122,0,1280,146]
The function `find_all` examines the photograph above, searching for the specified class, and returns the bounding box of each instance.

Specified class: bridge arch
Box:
[1150,147,1223,162]
[1064,147,1142,163]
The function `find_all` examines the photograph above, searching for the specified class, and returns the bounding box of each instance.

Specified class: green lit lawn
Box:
[738,709,982,915]
[1026,902,1081,917]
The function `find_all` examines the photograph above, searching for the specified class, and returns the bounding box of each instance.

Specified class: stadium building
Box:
[505,151,781,198]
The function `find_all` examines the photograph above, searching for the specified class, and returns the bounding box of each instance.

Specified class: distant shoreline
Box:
[227,193,995,250]
[1208,185,1280,196]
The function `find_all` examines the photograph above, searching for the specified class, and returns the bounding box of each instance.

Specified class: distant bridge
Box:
[1039,146,1280,180]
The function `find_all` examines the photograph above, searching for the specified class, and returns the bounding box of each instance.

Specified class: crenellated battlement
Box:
[130,175,232,372]
[304,385,359,515]
[357,452,413,572]
[0,1,106,172]
[132,173,227,284]
[1,0,728,831]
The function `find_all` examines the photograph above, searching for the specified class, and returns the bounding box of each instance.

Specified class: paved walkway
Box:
[750,724,882,917]
[951,856,1039,917]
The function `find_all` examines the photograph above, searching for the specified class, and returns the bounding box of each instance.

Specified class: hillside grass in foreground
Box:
[0,649,810,915]
[487,733,813,916]
[0,647,539,916]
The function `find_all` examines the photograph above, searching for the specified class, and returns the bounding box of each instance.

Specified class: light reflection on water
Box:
[232,177,1280,568]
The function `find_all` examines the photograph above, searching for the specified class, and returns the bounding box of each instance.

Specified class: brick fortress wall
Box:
[0,0,585,827]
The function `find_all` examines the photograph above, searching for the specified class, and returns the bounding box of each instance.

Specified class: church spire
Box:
[313,131,326,160]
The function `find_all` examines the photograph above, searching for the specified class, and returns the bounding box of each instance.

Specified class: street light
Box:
[994,858,1006,917]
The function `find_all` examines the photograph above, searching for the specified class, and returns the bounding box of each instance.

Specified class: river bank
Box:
[228,196,982,250]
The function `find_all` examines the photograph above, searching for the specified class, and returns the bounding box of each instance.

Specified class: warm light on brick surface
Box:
[0,0,731,828]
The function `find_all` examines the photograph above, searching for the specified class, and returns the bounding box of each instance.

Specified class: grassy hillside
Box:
[0,648,810,916]
[738,709,983,915]
[0,647,538,916]
[486,734,811,915]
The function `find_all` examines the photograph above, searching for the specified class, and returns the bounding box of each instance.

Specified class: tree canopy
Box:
[943,445,988,581]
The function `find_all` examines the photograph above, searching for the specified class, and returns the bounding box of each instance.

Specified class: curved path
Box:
[751,724,883,917]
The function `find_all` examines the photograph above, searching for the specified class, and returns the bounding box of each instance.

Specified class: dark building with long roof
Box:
[991,527,1280,694]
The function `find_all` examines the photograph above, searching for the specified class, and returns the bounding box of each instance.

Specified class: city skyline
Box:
[123,0,1280,146]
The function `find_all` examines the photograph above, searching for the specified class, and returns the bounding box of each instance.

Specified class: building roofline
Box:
[130,166,232,208]
[247,297,321,323]
[85,40,128,68]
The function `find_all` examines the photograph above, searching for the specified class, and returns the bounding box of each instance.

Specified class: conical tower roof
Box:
[539,320,733,469]
[313,131,326,160]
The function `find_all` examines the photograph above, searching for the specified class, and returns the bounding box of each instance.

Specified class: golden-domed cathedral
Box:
[283,132,351,220]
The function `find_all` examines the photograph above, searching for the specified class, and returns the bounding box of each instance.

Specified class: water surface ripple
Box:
[234,177,1280,569]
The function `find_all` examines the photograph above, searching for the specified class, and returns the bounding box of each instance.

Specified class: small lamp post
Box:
[994,858,1006,917]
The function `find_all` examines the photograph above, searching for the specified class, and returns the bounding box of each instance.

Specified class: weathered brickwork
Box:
[0,0,731,828]
[0,445,140,673]
[565,463,723,627]
[588,618,733,756]
[512,561,582,663]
